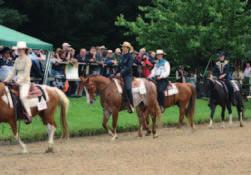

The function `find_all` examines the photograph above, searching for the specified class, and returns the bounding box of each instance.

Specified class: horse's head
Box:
[80,76,97,104]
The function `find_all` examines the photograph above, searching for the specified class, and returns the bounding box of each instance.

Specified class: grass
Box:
[1,97,251,141]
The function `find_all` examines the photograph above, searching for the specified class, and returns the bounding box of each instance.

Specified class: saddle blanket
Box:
[164,83,178,96]
[2,85,49,111]
[113,78,147,95]
[113,78,147,106]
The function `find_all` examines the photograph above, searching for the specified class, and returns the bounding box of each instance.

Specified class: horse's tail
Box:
[186,84,196,118]
[55,88,70,139]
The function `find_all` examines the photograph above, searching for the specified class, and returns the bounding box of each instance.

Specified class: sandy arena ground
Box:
[0,121,251,175]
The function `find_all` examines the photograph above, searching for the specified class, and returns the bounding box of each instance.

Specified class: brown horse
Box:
[79,75,161,140]
[0,83,69,153]
[146,83,196,130]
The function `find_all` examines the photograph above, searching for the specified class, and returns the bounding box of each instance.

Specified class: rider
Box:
[4,41,32,124]
[116,41,135,113]
[213,51,235,104]
[149,49,170,113]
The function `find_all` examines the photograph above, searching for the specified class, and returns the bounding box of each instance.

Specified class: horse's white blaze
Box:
[47,124,55,146]
[15,133,27,153]
[229,114,233,124]
[84,86,91,104]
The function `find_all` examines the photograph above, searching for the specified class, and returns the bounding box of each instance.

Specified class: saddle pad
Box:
[113,78,147,95]
[164,83,178,96]
[28,85,43,98]
[132,79,147,95]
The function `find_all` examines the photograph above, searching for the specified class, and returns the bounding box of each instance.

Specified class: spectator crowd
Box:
[1,42,251,97]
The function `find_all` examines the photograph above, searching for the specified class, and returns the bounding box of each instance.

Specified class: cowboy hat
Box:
[16,41,28,49]
[99,45,106,50]
[156,49,166,55]
[62,42,71,47]
[121,41,133,50]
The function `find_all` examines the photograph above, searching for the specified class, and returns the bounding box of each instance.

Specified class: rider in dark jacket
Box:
[213,51,235,104]
[116,41,135,113]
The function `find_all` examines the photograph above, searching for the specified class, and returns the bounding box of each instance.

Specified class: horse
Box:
[0,82,69,153]
[205,77,244,128]
[79,75,161,140]
[145,82,196,130]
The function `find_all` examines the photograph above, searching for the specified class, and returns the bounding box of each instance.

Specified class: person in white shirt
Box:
[243,62,251,78]
[149,49,170,112]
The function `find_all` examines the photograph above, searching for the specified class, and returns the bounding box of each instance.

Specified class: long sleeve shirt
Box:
[117,53,134,77]
[149,59,170,79]
[5,56,32,85]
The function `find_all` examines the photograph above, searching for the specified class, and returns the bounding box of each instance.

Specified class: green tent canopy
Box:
[0,25,53,51]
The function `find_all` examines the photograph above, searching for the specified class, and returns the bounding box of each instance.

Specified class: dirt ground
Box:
[1,121,251,175]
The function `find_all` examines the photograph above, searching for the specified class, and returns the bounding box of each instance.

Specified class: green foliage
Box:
[116,0,251,66]
[3,0,149,49]
[0,0,27,28]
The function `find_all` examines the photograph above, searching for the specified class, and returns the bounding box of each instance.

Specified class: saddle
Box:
[6,83,47,120]
[164,82,179,96]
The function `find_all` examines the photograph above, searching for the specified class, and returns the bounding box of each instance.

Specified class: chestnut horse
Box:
[145,83,196,130]
[0,83,69,153]
[79,75,161,140]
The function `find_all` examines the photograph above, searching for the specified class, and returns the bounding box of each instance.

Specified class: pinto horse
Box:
[79,75,161,140]
[0,83,69,153]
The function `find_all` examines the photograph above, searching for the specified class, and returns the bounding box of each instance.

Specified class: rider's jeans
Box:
[19,83,32,116]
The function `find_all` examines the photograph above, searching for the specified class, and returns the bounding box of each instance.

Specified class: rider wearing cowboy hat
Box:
[4,41,33,124]
[116,41,135,113]
[149,49,171,112]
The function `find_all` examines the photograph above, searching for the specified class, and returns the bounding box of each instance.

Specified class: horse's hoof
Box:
[145,131,151,136]
[208,125,213,129]
[111,135,118,141]
[22,149,28,154]
[240,123,244,127]
[45,147,54,153]
[221,124,225,129]
[153,134,158,139]
[138,133,143,137]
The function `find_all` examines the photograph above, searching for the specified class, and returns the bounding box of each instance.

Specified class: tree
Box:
[116,0,251,66]
[0,0,27,28]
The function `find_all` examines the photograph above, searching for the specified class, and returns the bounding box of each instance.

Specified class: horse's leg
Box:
[237,104,244,127]
[136,107,143,137]
[45,122,56,153]
[9,119,27,153]
[102,110,112,136]
[151,114,158,139]
[177,104,186,128]
[144,113,152,136]
[226,103,233,125]
[208,105,216,129]
[221,106,226,128]
[111,110,119,141]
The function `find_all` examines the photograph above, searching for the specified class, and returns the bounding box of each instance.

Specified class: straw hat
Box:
[16,41,28,49]
[121,41,133,51]
[156,49,166,55]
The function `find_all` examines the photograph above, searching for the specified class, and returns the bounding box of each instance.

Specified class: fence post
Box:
[43,51,52,84]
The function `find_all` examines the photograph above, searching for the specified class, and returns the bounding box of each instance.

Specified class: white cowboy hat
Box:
[156,49,166,55]
[99,45,106,49]
[62,42,71,47]
[16,41,28,49]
